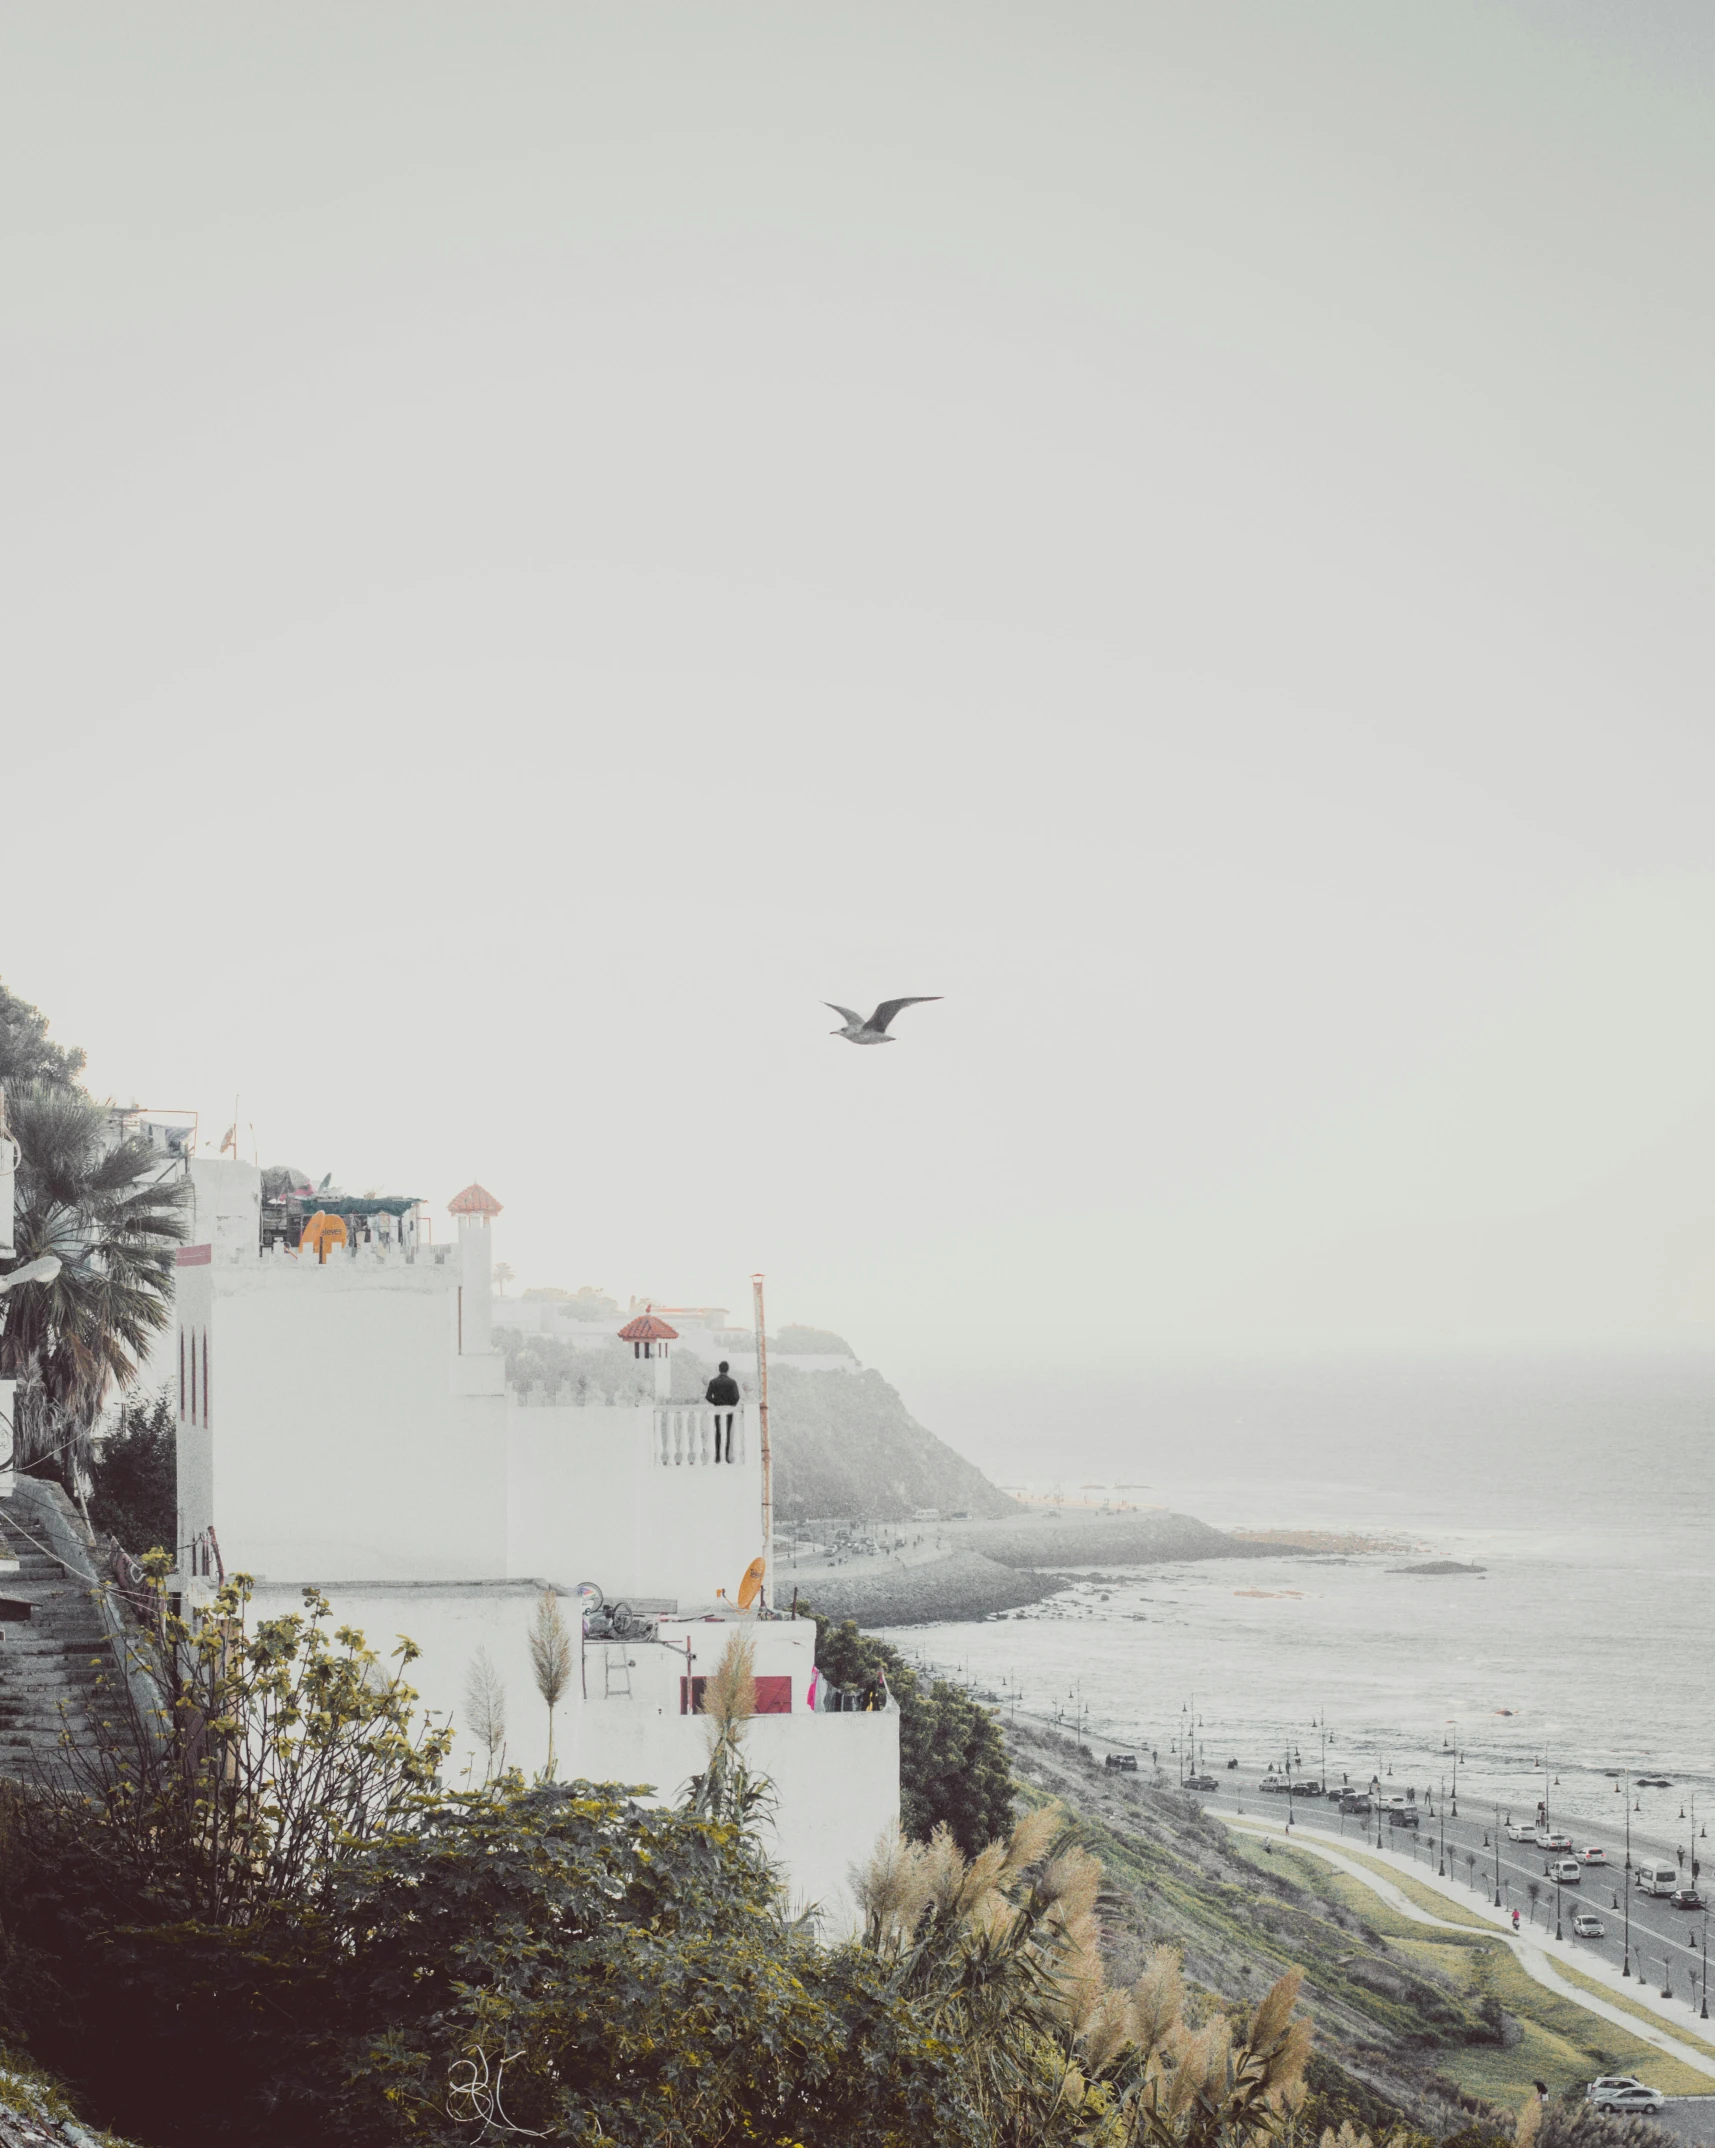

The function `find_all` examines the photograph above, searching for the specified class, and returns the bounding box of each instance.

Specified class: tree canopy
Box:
[0,980,85,1094]
[0,1083,186,1481]
[86,1387,176,1555]
[810,1611,1017,1854]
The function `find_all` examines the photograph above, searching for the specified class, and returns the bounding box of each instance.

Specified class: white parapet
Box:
[653,1405,748,1468]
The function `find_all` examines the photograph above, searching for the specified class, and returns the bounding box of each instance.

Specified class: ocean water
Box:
[880,1353,1715,1851]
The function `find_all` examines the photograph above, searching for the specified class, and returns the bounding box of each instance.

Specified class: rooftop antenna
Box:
[752,1272,771,1602]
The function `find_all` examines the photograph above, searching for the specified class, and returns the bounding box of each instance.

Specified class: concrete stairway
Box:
[0,1480,117,1780]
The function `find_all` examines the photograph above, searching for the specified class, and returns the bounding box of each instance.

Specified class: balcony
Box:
[653,1405,748,1468]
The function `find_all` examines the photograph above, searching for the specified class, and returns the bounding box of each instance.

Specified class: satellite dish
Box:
[736,1557,765,1611]
[574,1581,604,1612]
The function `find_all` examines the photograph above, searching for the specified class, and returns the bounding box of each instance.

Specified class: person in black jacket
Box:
[705,1360,740,1462]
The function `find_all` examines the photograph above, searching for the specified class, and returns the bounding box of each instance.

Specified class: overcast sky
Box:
[6,5,1715,1428]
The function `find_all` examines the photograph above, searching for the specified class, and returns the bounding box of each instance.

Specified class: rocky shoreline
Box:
[786,1506,1266,1627]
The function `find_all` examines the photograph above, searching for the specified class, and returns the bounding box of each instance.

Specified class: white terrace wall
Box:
[505,1404,763,1604]
[175,1250,508,1582]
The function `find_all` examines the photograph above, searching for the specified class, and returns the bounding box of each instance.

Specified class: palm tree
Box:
[1,1083,187,1485]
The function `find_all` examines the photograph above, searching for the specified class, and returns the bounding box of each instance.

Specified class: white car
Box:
[1576,1846,1608,1866]
[1546,1857,1582,1885]
[1506,1821,1536,1843]
[1571,1911,1606,1938]
[1591,2086,1664,2115]
[1587,2078,1648,2101]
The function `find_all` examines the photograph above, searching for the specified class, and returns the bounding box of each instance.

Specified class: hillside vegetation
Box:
[767,1361,1017,1522]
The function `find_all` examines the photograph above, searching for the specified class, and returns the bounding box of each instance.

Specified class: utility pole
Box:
[751,1274,771,1600]
[1623,1767,1633,1979]
[1493,1805,1502,1907]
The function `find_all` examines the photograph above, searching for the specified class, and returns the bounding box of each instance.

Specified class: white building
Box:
[171,1164,897,1930]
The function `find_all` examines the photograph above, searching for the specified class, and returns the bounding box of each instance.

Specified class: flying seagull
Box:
[825,996,942,1045]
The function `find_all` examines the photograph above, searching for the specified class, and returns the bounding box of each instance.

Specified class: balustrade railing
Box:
[653,1406,747,1468]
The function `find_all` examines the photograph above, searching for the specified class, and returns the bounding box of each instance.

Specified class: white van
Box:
[1634,1860,1679,1896]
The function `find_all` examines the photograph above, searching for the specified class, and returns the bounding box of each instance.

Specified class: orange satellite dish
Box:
[736,1556,766,1610]
[299,1211,348,1261]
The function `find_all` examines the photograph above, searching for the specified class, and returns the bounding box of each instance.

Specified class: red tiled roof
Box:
[448,1182,503,1216]
[618,1307,678,1342]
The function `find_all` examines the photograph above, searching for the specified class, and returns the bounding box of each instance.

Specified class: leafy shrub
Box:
[86,1388,176,1555]
[809,1612,1015,1853]
[0,1566,973,2148]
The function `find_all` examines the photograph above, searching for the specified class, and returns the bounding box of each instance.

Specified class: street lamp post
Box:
[1493,1806,1503,1908]
[1623,1768,1633,1979]
[1702,1921,1709,2022]
[1439,1796,1447,1879]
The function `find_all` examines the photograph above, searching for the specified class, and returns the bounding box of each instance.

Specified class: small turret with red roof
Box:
[618,1304,677,1400]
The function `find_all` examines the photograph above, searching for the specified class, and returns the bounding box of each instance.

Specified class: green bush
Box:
[87,1388,176,1555]
[0,1567,974,2148]
[808,1612,1016,1854]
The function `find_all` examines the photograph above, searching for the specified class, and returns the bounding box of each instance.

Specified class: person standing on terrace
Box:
[705,1360,740,1462]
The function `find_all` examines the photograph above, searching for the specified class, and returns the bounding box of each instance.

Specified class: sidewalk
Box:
[1224,1809,1715,2085]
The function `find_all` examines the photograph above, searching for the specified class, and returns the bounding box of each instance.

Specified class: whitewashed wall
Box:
[239,1581,895,1937]
[506,1404,763,1604]
[175,1250,509,1581]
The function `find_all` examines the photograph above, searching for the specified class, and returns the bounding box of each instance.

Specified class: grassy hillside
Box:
[1006,1721,1709,2137]
[765,1362,1018,1522]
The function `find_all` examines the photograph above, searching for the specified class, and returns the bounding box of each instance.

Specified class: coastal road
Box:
[1190,1780,1712,2009]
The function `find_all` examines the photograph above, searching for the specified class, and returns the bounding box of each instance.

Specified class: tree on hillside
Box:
[0,981,85,1093]
[0,1083,187,1485]
[775,1323,854,1356]
[810,1612,1015,1853]
[87,1388,175,1555]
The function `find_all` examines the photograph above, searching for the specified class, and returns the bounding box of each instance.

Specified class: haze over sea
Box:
[886,1352,1715,1853]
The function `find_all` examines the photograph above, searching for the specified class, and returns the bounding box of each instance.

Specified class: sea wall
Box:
[790,1507,1262,1626]
[792,1549,1056,1626]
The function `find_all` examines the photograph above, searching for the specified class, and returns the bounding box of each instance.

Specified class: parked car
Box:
[1670,1887,1704,1911]
[1103,1752,1138,1773]
[1546,1857,1582,1885]
[1184,1772,1217,1791]
[1590,2087,1664,2115]
[1586,2079,1648,2102]
[1506,1821,1536,1843]
[1535,1829,1575,1853]
[1575,1846,1608,1866]
[1571,1912,1606,1938]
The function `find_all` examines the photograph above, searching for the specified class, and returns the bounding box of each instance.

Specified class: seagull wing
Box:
[867,996,942,1032]
[824,1003,867,1026]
